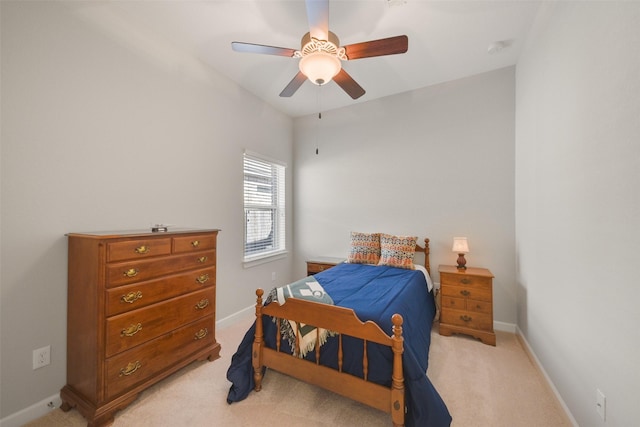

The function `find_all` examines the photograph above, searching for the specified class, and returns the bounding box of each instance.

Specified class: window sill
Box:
[243,250,288,268]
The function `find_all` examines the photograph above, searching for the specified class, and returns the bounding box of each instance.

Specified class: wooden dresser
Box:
[60,229,221,426]
[438,265,496,346]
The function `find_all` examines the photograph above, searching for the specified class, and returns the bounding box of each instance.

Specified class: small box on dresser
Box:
[60,229,221,426]
[438,264,496,346]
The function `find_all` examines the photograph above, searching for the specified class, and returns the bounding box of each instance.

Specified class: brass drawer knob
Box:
[134,245,150,255]
[123,268,139,278]
[460,315,473,322]
[121,323,142,337]
[195,274,209,284]
[121,291,142,304]
[195,299,209,310]
[194,328,208,340]
[119,361,142,377]
[460,278,470,284]
[191,240,200,248]
[460,290,470,297]
[197,256,208,263]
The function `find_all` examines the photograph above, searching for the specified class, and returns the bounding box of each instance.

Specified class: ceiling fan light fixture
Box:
[299,52,341,85]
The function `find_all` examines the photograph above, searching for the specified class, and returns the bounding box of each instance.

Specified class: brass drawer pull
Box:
[196,274,209,284]
[123,268,139,278]
[195,299,209,310]
[191,240,200,248]
[194,328,208,340]
[460,290,470,296]
[460,315,473,322]
[134,245,150,255]
[197,256,208,263]
[121,291,142,304]
[121,323,142,337]
[460,278,470,284]
[119,361,142,377]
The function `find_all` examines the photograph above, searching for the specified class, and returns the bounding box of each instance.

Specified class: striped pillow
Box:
[378,234,417,269]
[347,232,381,265]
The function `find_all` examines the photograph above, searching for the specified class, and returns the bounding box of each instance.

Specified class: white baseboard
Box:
[216,304,254,329]
[0,395,61,427]
[515,327,579,427]
[494,320,517,333]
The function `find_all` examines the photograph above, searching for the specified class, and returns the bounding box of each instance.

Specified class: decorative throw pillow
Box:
[347,232,381,265]
[378,234,418,269]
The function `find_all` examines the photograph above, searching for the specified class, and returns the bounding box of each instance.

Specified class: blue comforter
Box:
[226,263,452,427]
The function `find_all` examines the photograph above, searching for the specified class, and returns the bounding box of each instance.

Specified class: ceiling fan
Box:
[231,0,408,100]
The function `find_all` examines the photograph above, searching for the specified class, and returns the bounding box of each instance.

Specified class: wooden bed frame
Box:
[252,238,431,427]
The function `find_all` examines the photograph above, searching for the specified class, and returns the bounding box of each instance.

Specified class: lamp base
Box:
[456,253,467,270]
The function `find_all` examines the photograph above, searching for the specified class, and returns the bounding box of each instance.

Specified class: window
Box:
[243,151,286,262]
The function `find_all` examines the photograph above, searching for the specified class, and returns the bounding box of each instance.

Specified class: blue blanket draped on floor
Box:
[226,263,452,427]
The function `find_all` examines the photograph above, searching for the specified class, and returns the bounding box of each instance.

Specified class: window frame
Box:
[242,150,287,266]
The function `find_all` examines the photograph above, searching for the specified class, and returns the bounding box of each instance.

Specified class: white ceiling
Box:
[67,1,541,118]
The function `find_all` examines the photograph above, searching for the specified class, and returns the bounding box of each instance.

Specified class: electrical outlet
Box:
[596,388,606,421]
[33,345,51,370]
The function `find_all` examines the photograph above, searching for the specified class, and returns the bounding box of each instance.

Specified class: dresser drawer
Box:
[441,285,492,302]
[441,309,493,331]
[173,234,217,253]
[106,250,216,288]
[440,273,492,289]
[105,316,215,400]
[106,267,216,316]
[107,238,172,262]
[105,288,215,357]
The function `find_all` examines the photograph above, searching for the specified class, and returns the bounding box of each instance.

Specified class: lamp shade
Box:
[299,52,341,85]
[452,237,469,253]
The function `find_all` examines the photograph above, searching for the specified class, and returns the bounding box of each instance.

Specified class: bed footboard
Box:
[252,288,405,427]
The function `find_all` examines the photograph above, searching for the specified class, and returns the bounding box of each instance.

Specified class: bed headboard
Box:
[415,238,431,274]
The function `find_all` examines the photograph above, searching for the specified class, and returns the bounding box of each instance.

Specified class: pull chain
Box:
[315,85,322,155]
[316,112,322,155]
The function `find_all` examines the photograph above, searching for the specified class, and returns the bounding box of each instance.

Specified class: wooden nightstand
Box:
[306,257,345,275]
[438,265,496,346]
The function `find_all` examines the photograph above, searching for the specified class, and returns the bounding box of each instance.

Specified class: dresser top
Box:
[67,228,220,239]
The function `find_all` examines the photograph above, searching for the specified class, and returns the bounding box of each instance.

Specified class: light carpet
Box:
[24,316,572,427]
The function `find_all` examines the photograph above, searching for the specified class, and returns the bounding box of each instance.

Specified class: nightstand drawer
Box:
[307,263,332,274]
[441,285,491,302]
[306,257,345,275]
[441,309,493,330]
[467,299,492,314]
[441,273,492,289]
[441,296,465,310]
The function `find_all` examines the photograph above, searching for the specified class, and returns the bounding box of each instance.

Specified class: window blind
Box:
[243,152,286,260]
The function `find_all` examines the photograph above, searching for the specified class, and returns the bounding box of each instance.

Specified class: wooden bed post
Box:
[391,314,405,427]
[253,288,264,391]
[424,238,431,274]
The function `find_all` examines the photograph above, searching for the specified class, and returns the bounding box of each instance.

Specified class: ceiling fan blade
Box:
[232,42,296,57]
[333,69,365,100]
[305,0,329,40]
[280,72,308,97]
[343,35,408,60]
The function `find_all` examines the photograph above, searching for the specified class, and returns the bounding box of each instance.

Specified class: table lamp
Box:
[452,237,469,270]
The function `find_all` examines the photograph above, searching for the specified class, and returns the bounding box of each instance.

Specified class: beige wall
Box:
[0,1,293,418]
[516,2,640,425]
[293,67,516,325]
